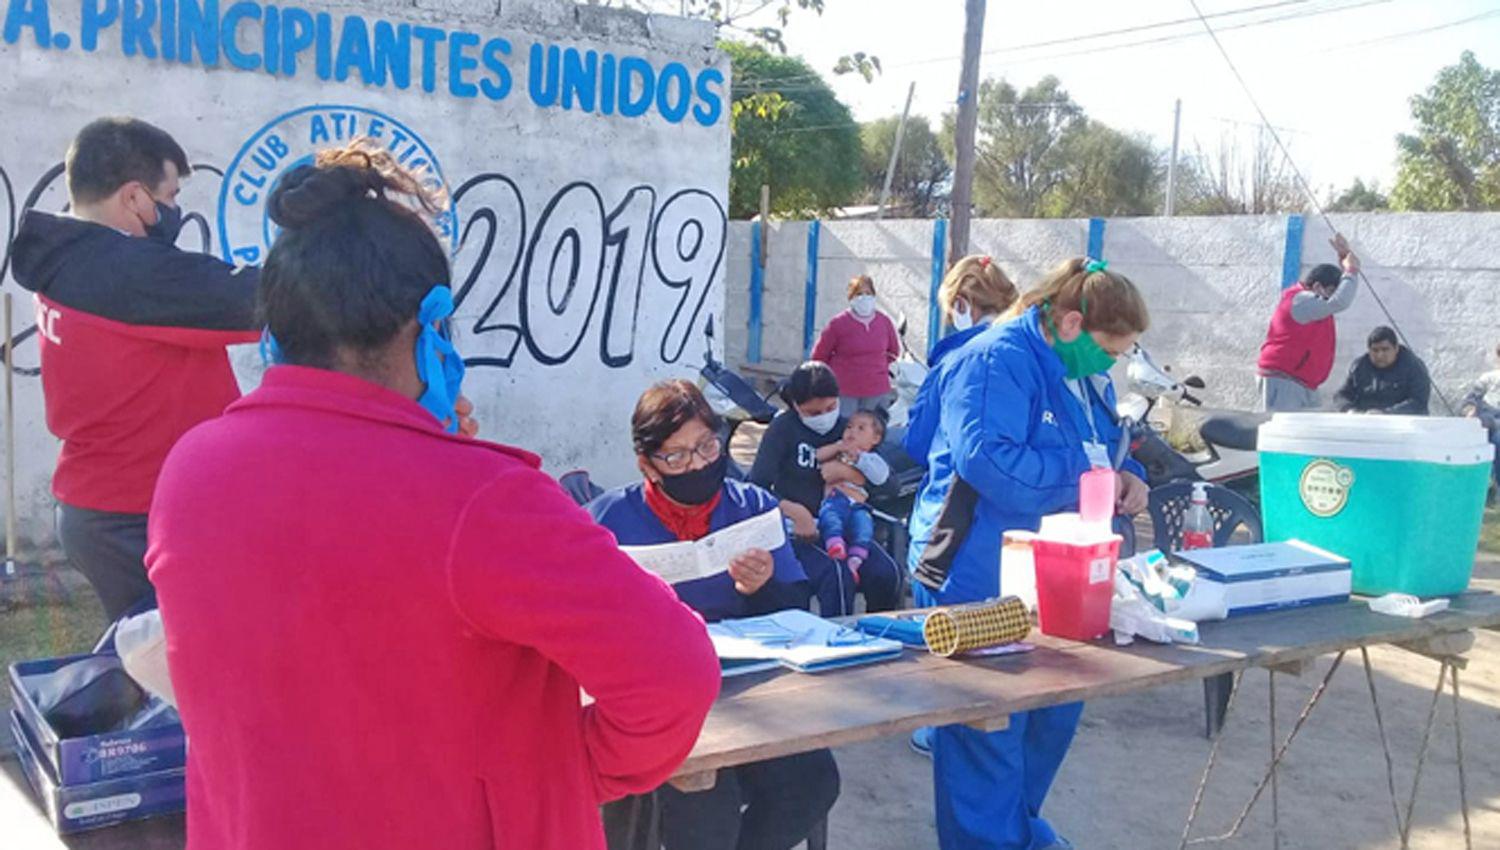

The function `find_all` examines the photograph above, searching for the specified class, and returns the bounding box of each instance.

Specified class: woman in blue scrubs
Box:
[590,379,838,850]
[907,258,1152,850]
[905,253,1020,467]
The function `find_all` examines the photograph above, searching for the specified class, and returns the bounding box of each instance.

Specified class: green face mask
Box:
[1045,310,1116,379]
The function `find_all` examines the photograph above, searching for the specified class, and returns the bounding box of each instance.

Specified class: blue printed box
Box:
[11,710,186,834]
[8,653,187,785]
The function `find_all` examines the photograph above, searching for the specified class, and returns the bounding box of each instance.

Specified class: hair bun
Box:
[267,163,383,229]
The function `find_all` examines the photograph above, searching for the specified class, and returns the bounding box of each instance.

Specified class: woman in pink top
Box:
[145,142,720,850]
[811,275,900,416]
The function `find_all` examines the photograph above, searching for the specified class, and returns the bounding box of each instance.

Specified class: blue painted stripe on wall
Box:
[748,221,763,363]
[803,220,822,357]
[929,219,948,356]
[1087,217,1106,260]
[1281,214,1305,288]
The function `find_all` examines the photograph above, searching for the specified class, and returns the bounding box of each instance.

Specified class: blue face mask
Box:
[414,286,466,432]
[257,286,466,432]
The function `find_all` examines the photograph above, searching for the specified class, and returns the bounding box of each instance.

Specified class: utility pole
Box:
[877,82,917,220]
[1165,98,1182,216]
[948,0,986,265]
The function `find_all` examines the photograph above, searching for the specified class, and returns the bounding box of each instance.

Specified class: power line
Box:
[1184,0,1458,414]
[1331,6,1500,51]
[727,0,1324,90]
[731,0,1405,94]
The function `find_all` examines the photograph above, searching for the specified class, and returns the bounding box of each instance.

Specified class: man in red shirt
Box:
[1256,235,1361,412]
[12,117,259,619]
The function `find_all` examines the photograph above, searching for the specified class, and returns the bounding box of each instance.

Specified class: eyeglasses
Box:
[651,434,723,473]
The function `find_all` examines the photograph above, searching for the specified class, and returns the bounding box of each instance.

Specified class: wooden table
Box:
[673,581,1500,787]
[7,581,1500,848]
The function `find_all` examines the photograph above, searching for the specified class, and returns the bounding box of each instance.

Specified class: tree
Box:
[1177,129,1306,215]
[724,42,862,218]
[963,76,1160,218]
[1043,121,1162,218]
[1390,51,1500,211]
[971,76,1085,217]
[1327,179,1389,212]
[860,115,951,217]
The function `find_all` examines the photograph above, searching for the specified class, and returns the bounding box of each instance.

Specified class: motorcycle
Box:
[885,314,930,432]
[1116,345,1265,499]
[697,317,780,479]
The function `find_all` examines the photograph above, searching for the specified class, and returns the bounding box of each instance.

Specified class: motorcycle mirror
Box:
[1117,394,1150,423]
[1184,375,1206,389]
[704,315,716,340]
[898,317,909,337]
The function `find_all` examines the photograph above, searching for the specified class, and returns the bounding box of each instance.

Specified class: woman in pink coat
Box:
[146,142,720,850]
[811,275,900,417]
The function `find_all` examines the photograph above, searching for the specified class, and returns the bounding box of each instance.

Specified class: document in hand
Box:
[707,609,905,676]
[620,508,786,586]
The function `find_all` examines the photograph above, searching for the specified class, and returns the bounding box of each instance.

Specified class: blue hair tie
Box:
[259,328,283,367]
[414,286,466,432]
[1084,258,1109,274]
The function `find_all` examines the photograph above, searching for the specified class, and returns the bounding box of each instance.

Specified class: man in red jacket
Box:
[11,117,259,619]
[1257,234,1361,412]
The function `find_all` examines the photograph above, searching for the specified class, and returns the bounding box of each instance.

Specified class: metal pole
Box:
[877,82,917,220]
[948,0,987,265]
[758,184,770,269]
[1166,98,1182,216]
[4,293,15,578]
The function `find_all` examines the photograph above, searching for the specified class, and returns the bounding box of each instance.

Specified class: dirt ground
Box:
[825,556,1500,850]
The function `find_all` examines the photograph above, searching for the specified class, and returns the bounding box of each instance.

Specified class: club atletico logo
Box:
[217,104,459,266]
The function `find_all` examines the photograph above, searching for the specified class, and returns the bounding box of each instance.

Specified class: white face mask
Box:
[800,409,840,435]
[952,302,974,332]
[850,295,877,318]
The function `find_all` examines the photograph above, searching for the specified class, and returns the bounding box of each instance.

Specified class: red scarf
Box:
[643,479,722,542]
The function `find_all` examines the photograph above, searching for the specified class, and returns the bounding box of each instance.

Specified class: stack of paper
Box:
[707,609,904,676]
[620,509,786,585]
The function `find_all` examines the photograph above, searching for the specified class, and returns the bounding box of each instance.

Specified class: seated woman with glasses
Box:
[588,379,839,849]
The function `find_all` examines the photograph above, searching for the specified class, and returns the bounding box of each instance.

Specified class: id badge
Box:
[1083,441,1111,469]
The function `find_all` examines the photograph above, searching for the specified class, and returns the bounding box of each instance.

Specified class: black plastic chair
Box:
[1147,480,1262,738]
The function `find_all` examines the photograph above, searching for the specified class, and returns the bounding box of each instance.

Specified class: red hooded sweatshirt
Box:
[146,366,720,850]
[11,211,261,513]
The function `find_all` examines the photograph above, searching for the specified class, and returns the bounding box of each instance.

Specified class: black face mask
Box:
[147,201,183,244]
[657,452,729,506]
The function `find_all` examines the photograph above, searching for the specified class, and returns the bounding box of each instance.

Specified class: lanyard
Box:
[1066,378,1101,444]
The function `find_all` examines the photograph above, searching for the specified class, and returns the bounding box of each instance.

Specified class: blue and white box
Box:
[10,710,186,834]
[1171,540,1352,616]
[8,653,186,785]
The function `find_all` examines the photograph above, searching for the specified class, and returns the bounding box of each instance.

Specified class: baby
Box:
[816,410,890,581]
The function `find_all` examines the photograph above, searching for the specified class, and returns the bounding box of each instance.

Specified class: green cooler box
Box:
[1259,414,1494,598]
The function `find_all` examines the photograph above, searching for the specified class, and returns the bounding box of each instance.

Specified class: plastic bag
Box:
[116,609,177,707]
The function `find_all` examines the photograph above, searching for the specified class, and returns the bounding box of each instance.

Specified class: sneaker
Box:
[909,726,933,757]
[847,556,863,584]
[826,537,847,560]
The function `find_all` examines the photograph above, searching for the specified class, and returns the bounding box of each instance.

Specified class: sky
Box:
[725,0,1500,200]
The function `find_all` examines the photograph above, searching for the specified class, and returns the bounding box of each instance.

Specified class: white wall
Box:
[728,212,1500,413]
[1,0,729,543]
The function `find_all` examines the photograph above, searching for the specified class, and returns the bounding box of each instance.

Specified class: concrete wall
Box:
[730,212,1500,413]
[0,0,729,542]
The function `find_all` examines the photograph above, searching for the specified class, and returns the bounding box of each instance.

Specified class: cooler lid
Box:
[1259,413,1495,465]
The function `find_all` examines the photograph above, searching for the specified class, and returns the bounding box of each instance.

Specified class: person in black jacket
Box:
[12,117,260,619]
[748,361,902,615]
[1333,326,1431,415]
